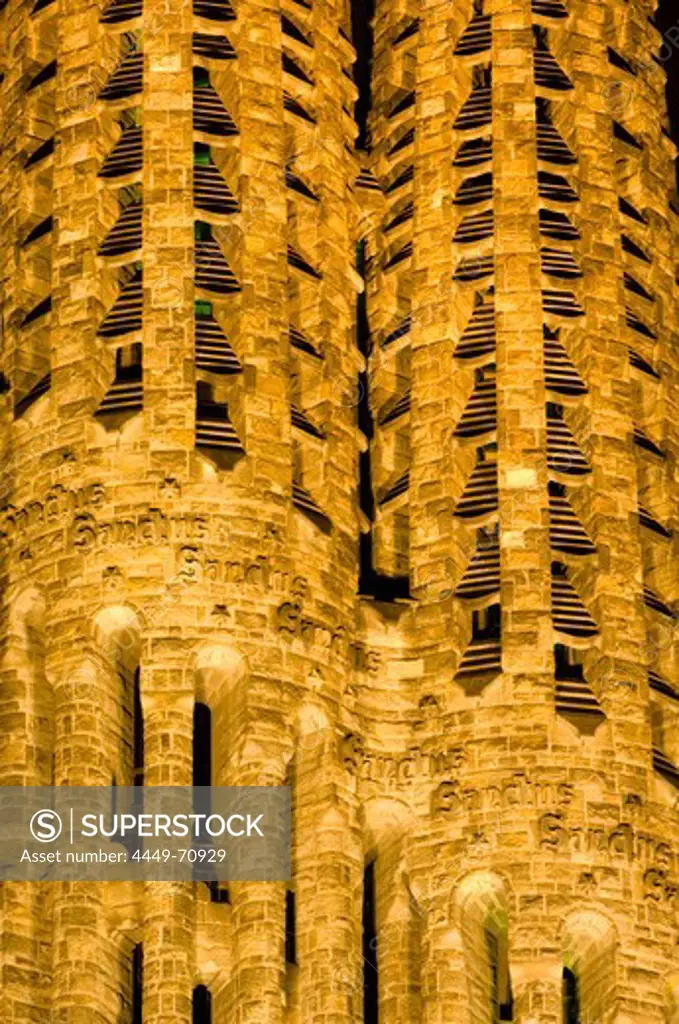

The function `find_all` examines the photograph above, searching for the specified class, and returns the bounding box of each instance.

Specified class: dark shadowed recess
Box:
[655,0,679,188]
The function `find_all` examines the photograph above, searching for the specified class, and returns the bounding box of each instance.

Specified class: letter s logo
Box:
[30,809,63,843]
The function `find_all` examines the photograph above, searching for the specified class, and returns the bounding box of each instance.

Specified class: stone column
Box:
[141,669,195,1024]
[231,0,290,498]
[419,910,469,1024]
[143,0,195,467]
[565,0,648,744]
[509,956,562,1024]
[374,849,421,1022]
[294,727,364,1023]
[52,0,114,441]
[410,0,463,610]
[50,648,118,1023]
[489,0,553,697]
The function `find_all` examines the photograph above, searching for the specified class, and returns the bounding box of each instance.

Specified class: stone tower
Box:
[1,0,678,1018]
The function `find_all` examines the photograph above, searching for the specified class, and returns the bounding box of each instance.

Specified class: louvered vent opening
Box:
[385,201,414,233]
[536,99,576,164]
[533,26,573,90]
[26,59,56,91]
[283,92,316,122]
[541,246,582,279]
[21,297,52,328]
[356,167,382,192]
[453,66,492,130]
[543,327,587,396]
[454,365,497,438]
[455,603,501,685]
[194,0,236,21]
[194,144,239,215]
[547,402,590,475]
[455,525,500,599]
[195,221,240,293]
[455,292,496,359]
[653,748,679,788]
[650,671,679,701]
[388,127,415,157]
[14,374,51,418]
[288,244,322,279]
[454,172,493,206]
[453,136,492,167]
[194,67,238,136]
[98,266,142,337]
[548,481,595,554]
[282,52,314,85]
[379,391,410,426]
[539,209,579,240]
[389,90,415,119]
[628,348,658,378]
[454,210,493,244]
[532,0,567,17]
[638,503,671,538]
[618,196,647,224]
[624,272,654,302]
[454,1,491,57]
[608,47,636,75]
[22,217,53,247]
[551,562,599,638]
[454,254,494,282]
[286,165,318,201]
[378,470,410,506]
[622,234,651,262]
[382,316,411,348]
[193,33,237,61]
[24,137,54,169]
[613,121,642,150]
[32,0,55,14]
[538,170,578,202]
[98,195,142,257]
[99,42,142,101]
[291,403,325,438]
[393,19,419,45]
[99,122,142,179]
[96,343,143,421]
[625,307,656,339]
[195,300,241,374]
[290,324,322,358]
[282,13,312,46]
[101,0,142,24]
[643,586,675,620]
[454,445,498,519]
[633,425,664,459]
[542,289,584,318]
[383,241,412,271]
[385,165,414,194]
[554,644,605,731]
[195,381,244,461]
[292,479,331,529]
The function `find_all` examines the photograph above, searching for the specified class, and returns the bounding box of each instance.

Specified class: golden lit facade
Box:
[1,0,679,1020]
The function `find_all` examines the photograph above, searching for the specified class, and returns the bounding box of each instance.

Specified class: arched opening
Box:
[92,605,142,787]
[561,910,616,1024]
[563,965,580,1024]
[456,871,512,1024]
[132,943,143,1024]
[2,588,51,784]
[363,860,378,1023]
[192,984,212,1024]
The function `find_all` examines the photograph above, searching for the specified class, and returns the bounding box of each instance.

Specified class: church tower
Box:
[1,0,678,1020]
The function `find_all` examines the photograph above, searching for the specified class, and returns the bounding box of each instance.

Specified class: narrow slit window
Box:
[363,861,378,1024]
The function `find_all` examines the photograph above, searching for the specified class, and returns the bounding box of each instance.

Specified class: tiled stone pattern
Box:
[0,0,678,1022]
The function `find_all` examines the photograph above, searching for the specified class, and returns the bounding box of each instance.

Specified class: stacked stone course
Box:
[1,0,679,1020]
